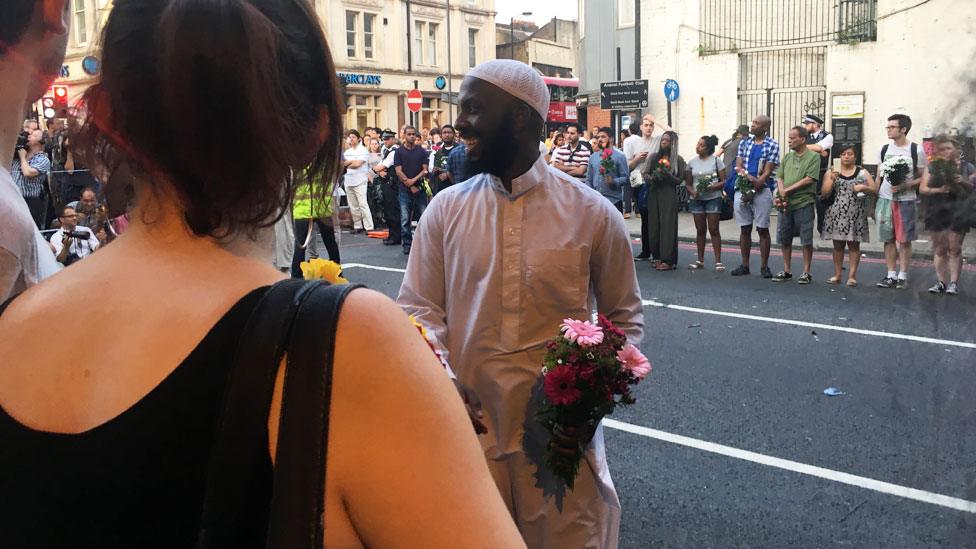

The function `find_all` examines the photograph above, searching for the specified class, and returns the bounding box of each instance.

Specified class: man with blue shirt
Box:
[588,127,630,212]
[731,114,780,278]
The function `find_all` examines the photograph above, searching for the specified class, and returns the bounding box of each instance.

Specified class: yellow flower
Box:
[300,258,348,284]
[408,315,428,339]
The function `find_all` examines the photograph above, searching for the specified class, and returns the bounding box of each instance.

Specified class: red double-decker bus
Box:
[542,76,579,130]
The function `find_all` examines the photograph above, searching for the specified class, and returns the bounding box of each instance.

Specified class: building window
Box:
[427,23,439,66]
[72,0,88,45]
[837,0,877,43]
[413,21,440,67]
[363,14,375,59]
[347,95,381,132]
[468,28,478,68]
[619,0,635,27]
[414,21,424,65]
[346,11,357,58]
[421,97,445,131]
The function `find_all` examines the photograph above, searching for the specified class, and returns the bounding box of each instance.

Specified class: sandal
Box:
[688,261,704,270]
[656,262,676,271]
[826,276,841,285]
[846,279,858,287]
[715,262,726,272]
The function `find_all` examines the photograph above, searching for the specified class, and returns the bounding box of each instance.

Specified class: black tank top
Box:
[0,286,272,548]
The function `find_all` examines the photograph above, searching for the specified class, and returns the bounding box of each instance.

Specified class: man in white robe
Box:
[397,60,644,549]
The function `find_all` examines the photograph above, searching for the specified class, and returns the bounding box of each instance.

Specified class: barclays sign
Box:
[337,72,382,86]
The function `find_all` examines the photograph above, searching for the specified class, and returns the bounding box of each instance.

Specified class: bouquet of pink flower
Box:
[598,148,615,176]
[536,314,651,488]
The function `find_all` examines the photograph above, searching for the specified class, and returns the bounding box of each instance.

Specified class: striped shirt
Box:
[11,153,51,199]
[446,144,471,184]
[550,142,592,180]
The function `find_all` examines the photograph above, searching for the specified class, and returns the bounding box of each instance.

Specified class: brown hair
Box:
[76,0,343,238]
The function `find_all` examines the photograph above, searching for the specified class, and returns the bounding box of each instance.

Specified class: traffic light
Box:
[42,96,56,120]
[52,85,69,118]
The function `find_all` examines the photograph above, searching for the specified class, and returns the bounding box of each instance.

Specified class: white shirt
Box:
[623,134,662,175]
[397,155,644,459]
[0,166,60,300]
[811,130,834,151]
[876,140,927,201]
[343,144,370,188]
[50,225,99,260]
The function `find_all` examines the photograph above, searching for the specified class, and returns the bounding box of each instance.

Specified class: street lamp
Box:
[510,11,532,60]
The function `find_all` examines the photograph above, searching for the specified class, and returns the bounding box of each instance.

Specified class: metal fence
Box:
[737,47,827,148]
[699,0,877,54]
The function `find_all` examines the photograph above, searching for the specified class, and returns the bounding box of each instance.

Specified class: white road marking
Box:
[343,263,976,349]
[641,299,976,349]
[343,262,406,274]
[603,418,976,514]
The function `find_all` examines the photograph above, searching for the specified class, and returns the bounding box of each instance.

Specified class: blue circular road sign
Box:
[664,79,680,102]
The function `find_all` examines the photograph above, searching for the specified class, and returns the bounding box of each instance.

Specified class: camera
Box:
[64,230,89,239]
[15,131,28,152]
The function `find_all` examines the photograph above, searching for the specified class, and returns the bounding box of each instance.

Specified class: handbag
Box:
[197,280,361,549]
[629,168,644,188]
[717,157,734,221]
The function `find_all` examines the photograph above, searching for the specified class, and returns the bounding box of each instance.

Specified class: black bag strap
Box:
[911,142,919,179]
[265,282,360,548]
[197,279,311,548]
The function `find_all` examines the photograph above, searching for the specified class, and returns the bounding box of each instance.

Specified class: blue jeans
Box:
[398,188,428,248]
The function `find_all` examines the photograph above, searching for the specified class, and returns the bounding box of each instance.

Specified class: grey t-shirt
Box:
[686,154,725,201]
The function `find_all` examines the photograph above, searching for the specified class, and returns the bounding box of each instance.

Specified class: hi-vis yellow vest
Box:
[292,171,334,220]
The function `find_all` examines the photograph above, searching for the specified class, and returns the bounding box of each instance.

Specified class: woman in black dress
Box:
[920,135,976,296]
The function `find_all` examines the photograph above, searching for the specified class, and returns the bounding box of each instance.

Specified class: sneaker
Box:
[634,253,650,262]
[761,266,773,279]
[896,279,908,290]
[946,282,959,295]
[928,281,946,294]
[772,271,793,282]
[798,273,812,285]
[876,277,897,289]
[730,265,750,276]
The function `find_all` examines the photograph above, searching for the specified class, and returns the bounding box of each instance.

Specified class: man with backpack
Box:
[875,114,928,289]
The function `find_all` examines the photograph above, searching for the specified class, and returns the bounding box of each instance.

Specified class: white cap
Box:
[466,60,550,121]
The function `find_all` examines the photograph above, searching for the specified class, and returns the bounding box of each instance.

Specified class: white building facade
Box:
[639,0,976,163]
[319,0,496,133]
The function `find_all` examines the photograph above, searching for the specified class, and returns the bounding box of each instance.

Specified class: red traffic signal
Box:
[52,85,69,117]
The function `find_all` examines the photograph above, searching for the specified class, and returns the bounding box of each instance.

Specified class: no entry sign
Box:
[407,89,423,113]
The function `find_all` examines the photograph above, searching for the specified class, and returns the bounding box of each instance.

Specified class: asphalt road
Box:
[331,230,976,548]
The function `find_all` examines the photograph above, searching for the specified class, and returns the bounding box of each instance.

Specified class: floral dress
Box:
[822,168,870,242]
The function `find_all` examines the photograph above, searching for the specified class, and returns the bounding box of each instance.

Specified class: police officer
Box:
[373,129,402,245]
[803,114,833,237]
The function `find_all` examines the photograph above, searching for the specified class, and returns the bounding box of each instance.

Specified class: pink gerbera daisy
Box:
[560,318,604,347]
[617,344,651,379]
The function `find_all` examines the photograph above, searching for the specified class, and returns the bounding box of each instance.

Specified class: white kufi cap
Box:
[466,60,550,121]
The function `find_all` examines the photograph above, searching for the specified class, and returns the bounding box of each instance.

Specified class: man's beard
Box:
[466,113,520,178]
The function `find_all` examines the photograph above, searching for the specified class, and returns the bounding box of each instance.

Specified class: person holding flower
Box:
[920,135,976,295]
[399,60,644,548]
[641,131,686,270]
[821,143,878,286]
[587,127,630,211]
[771,126,820,284]
[684,135,727,271]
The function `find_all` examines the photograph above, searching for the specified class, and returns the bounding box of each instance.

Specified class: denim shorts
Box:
[689,196,723,215]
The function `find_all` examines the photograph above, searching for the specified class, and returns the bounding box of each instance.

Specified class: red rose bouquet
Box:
[536,314,651,488]
[599,148,615,176]
[648,156,672,187]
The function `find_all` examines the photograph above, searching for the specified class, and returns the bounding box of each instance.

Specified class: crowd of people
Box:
[325,109,974,295]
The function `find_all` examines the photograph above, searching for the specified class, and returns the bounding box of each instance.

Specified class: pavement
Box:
[331,230,976,548]
[625,211,976,261]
